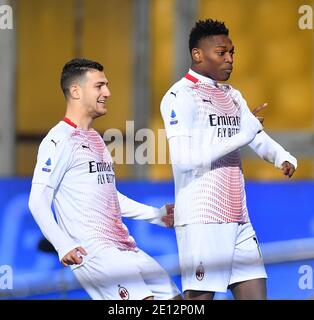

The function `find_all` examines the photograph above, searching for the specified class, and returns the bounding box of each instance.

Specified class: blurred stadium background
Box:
[0,0,313,299]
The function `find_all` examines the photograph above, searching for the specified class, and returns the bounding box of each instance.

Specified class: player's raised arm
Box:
[249,130,297,176]
[168,110,263,173]
[233,90,297,176]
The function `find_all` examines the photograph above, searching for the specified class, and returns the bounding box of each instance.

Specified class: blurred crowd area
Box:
[8,0,313,179]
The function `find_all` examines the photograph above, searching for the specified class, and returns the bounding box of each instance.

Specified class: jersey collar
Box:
[63,117,77,128]
[185,69,218,87]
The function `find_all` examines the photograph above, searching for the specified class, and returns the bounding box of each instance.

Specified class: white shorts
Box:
[73,247,180,300]
[175,222,267,293]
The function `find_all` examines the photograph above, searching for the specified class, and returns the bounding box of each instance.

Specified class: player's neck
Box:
[190,65,215,81]
[65,108,93,130]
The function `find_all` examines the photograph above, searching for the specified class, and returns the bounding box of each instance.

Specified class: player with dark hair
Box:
[189,19,229,52]
[29,58,181,300]
[60,58,104,98]
[160,19,297,300]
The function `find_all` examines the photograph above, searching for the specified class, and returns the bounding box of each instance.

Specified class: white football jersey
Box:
[161,69,297,226]
[32,119,137,258]
[161,70,248,225]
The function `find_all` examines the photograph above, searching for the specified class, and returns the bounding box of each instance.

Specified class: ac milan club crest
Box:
[118,285,129,300]
[196,262,205,281]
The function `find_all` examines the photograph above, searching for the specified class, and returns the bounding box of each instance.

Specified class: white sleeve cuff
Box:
[148,206,167,227]
[275,152,298,170]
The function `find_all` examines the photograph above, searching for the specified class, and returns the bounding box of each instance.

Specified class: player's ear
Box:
[191,48,202,63]
[69,84,80,100]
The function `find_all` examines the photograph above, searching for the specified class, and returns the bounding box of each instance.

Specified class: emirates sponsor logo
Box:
[196,262,205,281]
[118,285,129,300]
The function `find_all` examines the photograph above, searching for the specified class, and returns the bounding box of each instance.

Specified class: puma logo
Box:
[51,139,58,146]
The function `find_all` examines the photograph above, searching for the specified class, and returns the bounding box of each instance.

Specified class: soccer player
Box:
[28,58,181,300]
[160,19,297,300]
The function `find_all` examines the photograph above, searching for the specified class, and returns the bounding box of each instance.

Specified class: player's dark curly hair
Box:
[60,58,104,98]
[189,19,229,53]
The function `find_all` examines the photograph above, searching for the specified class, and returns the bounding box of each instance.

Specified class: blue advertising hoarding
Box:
[0,178,313,299]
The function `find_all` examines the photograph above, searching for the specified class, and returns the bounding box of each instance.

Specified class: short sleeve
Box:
[32,137,73,189]
[160,88,196,139]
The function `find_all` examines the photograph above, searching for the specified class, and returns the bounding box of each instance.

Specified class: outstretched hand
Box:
[252,103,268,124]
[281,161,296,178]
[161,204,175,228]
[61,247,87,267]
